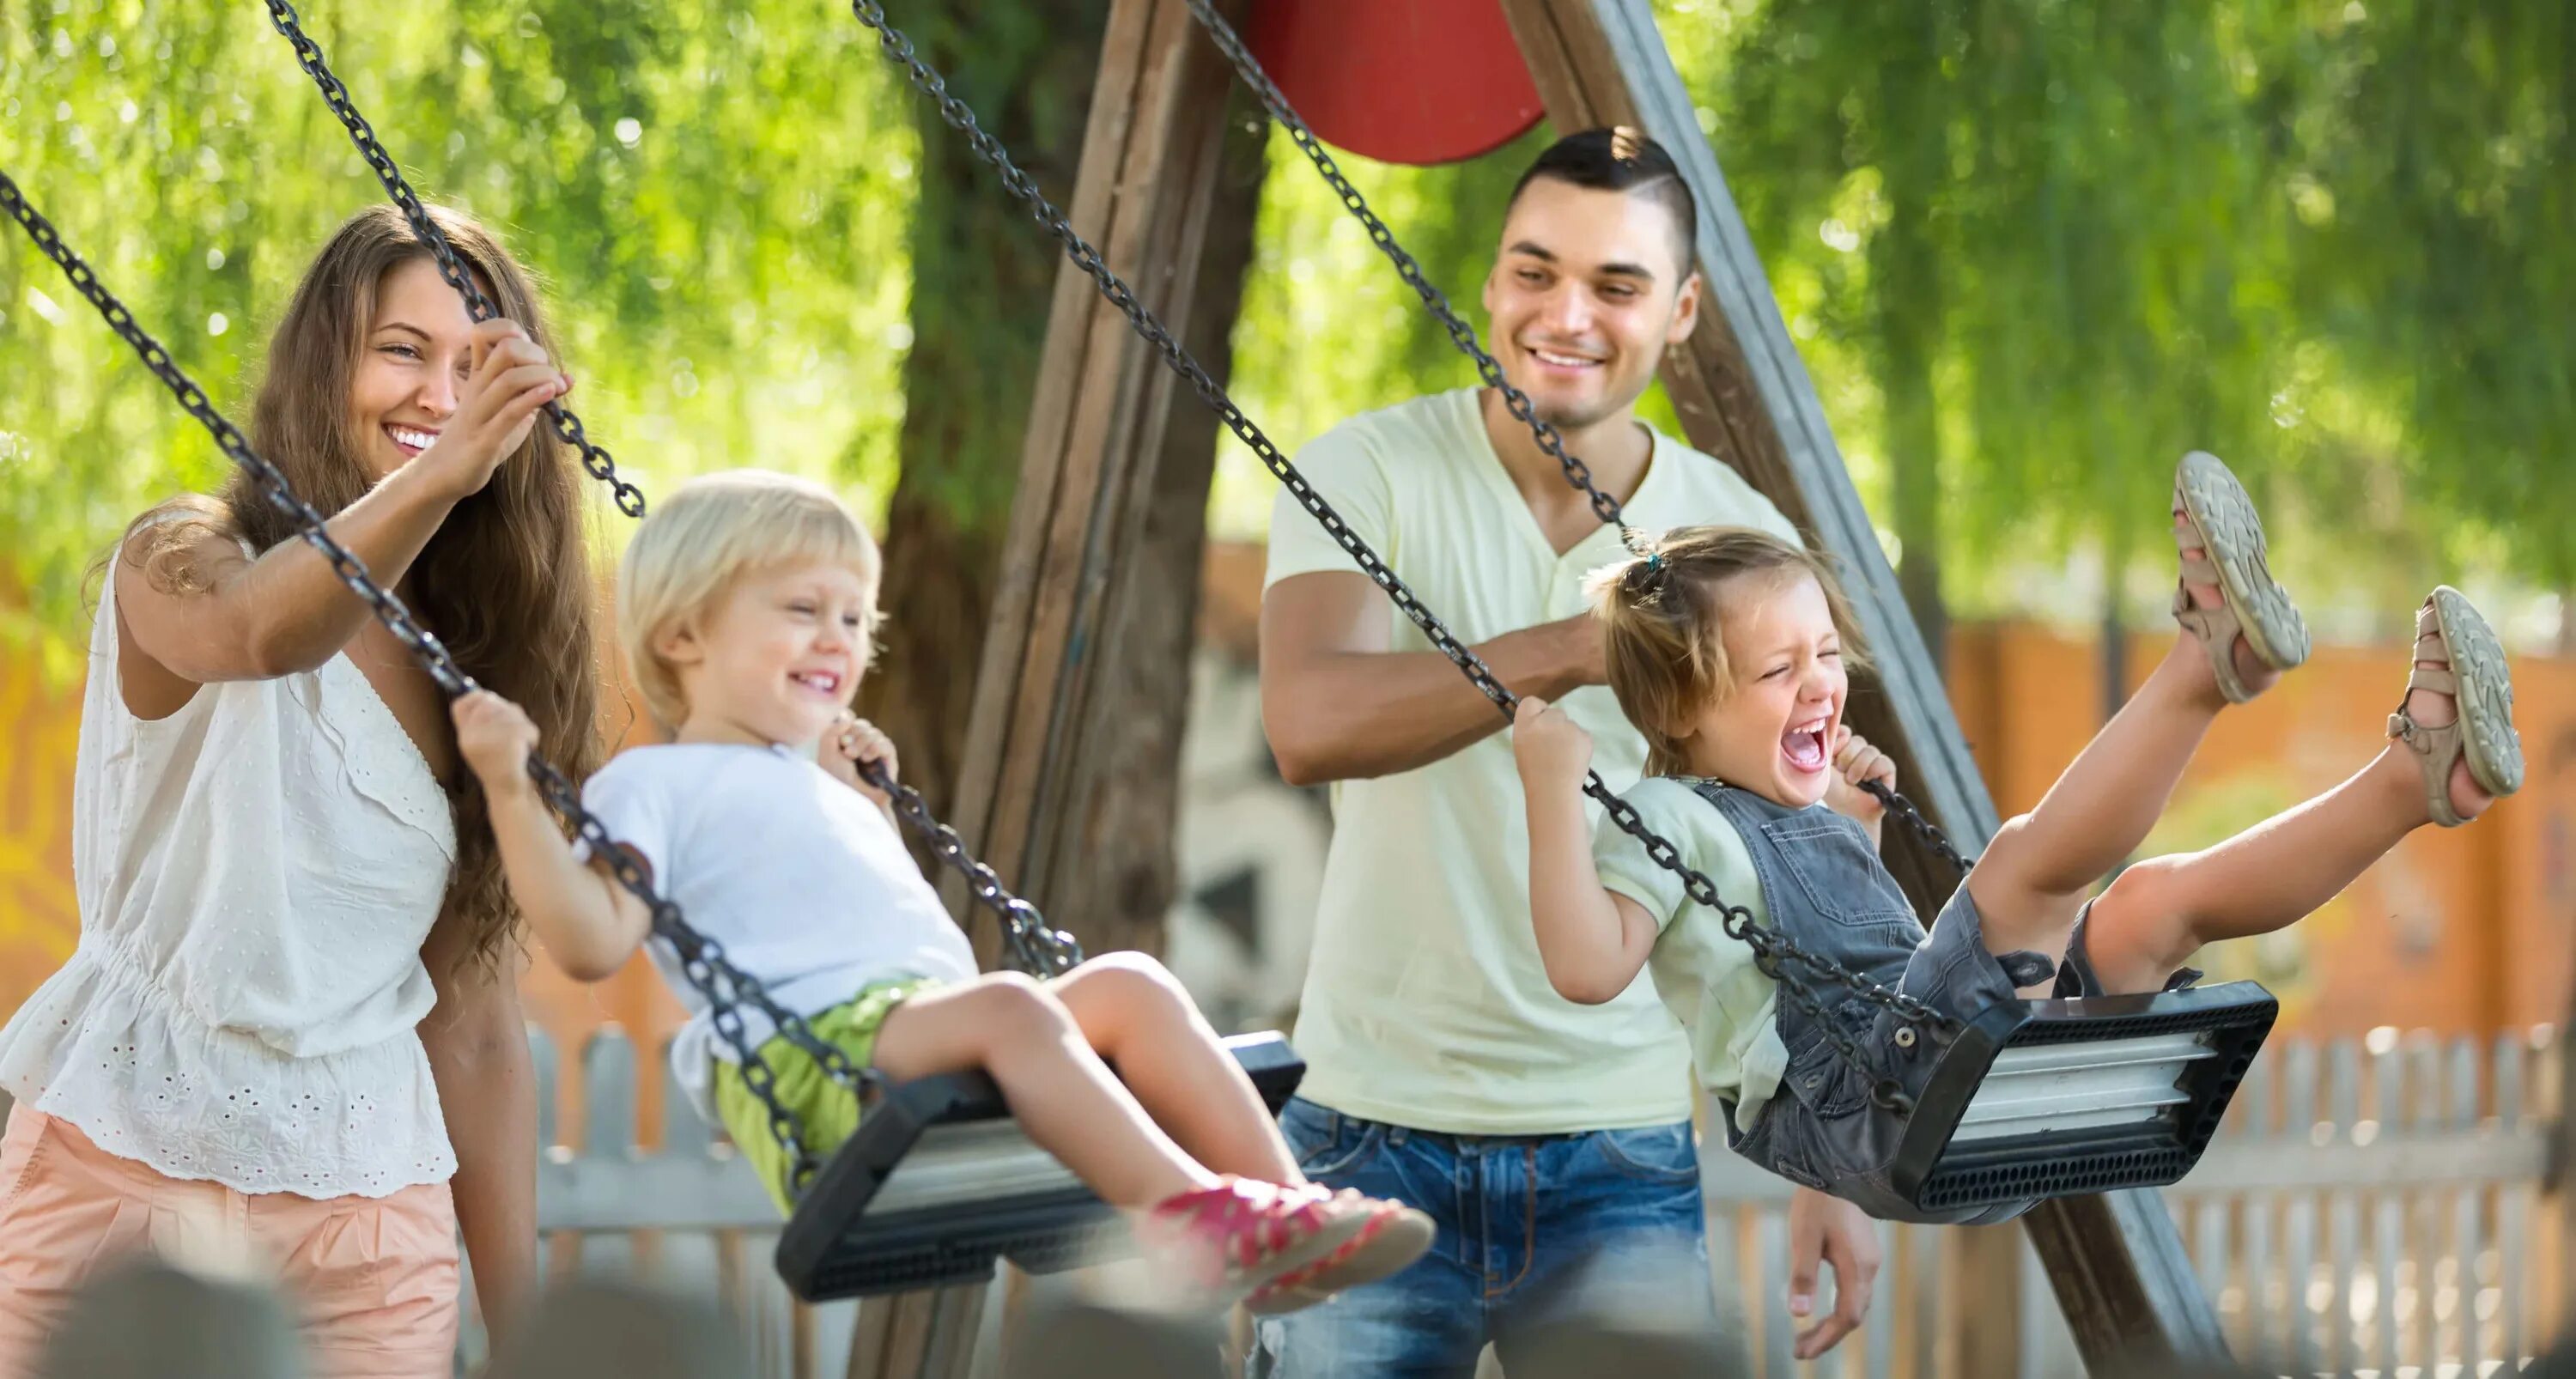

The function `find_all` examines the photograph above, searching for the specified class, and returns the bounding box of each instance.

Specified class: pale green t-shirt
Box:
[1263,386,1798,1134]
[1593,778,1791,1135]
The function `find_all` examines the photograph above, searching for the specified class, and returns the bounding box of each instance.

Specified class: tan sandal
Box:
[2388,586,2524,827]
[2171,451,2311,702]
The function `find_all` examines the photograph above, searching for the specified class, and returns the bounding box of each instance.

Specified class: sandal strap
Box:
[2173,583,2253,703]
[2405,665,2459,696]
[2386,709,2468,829]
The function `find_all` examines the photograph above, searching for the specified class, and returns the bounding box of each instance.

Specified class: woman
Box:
[0,204,598,1377]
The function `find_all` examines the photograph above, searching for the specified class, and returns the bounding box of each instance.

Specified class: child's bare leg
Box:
[868,975,1217,1207]
[1965,514,2276,956]
[2079,625,2504,993]
[1050,953,1304,1187]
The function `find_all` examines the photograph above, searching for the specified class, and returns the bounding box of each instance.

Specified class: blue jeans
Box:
[1247,1097,1717,1377]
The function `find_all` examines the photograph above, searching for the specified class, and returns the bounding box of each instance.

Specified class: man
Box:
[1251,129,1879,1376]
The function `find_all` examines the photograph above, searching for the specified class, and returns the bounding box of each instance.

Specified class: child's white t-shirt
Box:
[576,742,979,1118]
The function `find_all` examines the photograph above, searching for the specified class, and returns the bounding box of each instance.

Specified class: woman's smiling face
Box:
[349,256,477,480]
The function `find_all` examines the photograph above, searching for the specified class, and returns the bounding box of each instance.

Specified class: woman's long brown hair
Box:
[135,204,602,971]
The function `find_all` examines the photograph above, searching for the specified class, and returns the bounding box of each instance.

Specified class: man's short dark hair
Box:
[1505,127,1698,276]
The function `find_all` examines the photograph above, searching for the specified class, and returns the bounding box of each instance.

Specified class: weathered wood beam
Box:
[854,2,1262,1376]
[1494,1,2230,1370]
[941,0,1259,957]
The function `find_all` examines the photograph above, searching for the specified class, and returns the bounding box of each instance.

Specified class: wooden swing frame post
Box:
[847,0,1265,1375]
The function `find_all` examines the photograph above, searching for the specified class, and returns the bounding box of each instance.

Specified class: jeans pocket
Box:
[1280,1100,1385,1182]
[1590,1121,1701,1186]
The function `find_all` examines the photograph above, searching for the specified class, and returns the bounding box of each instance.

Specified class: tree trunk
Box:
[859,2,1116,835]
[1031,93,1269,959]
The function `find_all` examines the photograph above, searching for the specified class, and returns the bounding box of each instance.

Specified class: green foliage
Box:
[0,2,917,650]
[3,0,2563,666]
[1668,0,2573,626]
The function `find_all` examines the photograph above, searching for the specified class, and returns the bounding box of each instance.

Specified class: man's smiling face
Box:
[1481,177,1700,431]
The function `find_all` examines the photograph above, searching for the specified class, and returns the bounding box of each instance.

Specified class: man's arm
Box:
[1260,570,1603,786]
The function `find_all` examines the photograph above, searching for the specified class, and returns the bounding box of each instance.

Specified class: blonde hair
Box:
[1589,525,1872,777]
[618,470,882,732]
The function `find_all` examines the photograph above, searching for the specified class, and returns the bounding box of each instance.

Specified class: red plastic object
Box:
[1242,1,1546,167]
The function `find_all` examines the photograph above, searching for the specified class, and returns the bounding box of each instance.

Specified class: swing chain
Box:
[1185,0,1985,878]
[1177,0,1638,550]
[840,0,1958,1062]
[1857,779,1976,874]
[0,171,867,1193]
[258,1,1085,987]
[860,762,1084,978]
[261,0,647,521]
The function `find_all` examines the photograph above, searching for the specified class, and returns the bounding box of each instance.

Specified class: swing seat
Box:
[1892,981,2277,1214]
[775,1030,1305,1303]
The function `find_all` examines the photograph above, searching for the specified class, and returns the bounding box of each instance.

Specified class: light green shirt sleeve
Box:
[1263,422,1394,589]
[1592,778,1764,932]
[1591,777,1789,1132]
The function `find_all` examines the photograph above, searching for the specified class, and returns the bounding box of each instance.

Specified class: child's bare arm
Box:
[1512,698,1658,1003]
[1822,726,1895,850]
[453,692,650,981]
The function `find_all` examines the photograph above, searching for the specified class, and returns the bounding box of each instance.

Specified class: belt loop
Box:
[1388,1126,1409,1147]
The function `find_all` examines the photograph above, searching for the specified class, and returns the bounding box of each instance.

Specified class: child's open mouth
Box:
[1781,718,1829,774]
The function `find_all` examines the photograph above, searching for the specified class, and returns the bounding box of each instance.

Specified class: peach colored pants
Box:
[0,1106,459,1379]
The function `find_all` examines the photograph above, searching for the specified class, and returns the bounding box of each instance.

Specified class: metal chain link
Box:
[257,0,1084,986]
[1856,779,1975,873]
[863,762,1084,977]
[1178,0,1629,544]
[262,0,645,519]
[0,170,883,1190]
[841,0,1959,1097]
[1183,0,1982,884]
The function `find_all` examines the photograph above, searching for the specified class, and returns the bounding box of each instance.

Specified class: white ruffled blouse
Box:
[0,564,459,1198]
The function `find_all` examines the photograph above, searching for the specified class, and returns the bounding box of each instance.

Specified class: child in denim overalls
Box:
[1510,451,2524,1224]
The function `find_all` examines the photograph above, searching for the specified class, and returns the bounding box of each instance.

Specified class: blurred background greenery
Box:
[3,0,2567,683]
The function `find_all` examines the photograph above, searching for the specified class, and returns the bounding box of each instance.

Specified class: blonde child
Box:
[451,470,1431,1309]
[1511,451,2524,1223]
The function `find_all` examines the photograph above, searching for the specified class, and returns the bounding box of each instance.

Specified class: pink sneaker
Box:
[1131,1177,1432,1312]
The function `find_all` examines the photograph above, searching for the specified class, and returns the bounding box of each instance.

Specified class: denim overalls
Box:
[1684,781,2059,1225]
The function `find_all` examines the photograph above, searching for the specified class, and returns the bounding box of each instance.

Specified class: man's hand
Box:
[1540,611,1609,694]
[1786,1185,1881,1361]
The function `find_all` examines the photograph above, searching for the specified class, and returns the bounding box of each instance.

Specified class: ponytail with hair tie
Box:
[1616,525,1669,599]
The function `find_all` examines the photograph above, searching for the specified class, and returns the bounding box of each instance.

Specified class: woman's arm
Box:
[453,692,650,982]
[1511,698,1659,1004]
[419,912,538,1349]
[115,320,567,705]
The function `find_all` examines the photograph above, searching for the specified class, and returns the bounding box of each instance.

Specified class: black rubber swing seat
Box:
[1890,981,2278,1215]
[775,1030,1305,1303]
